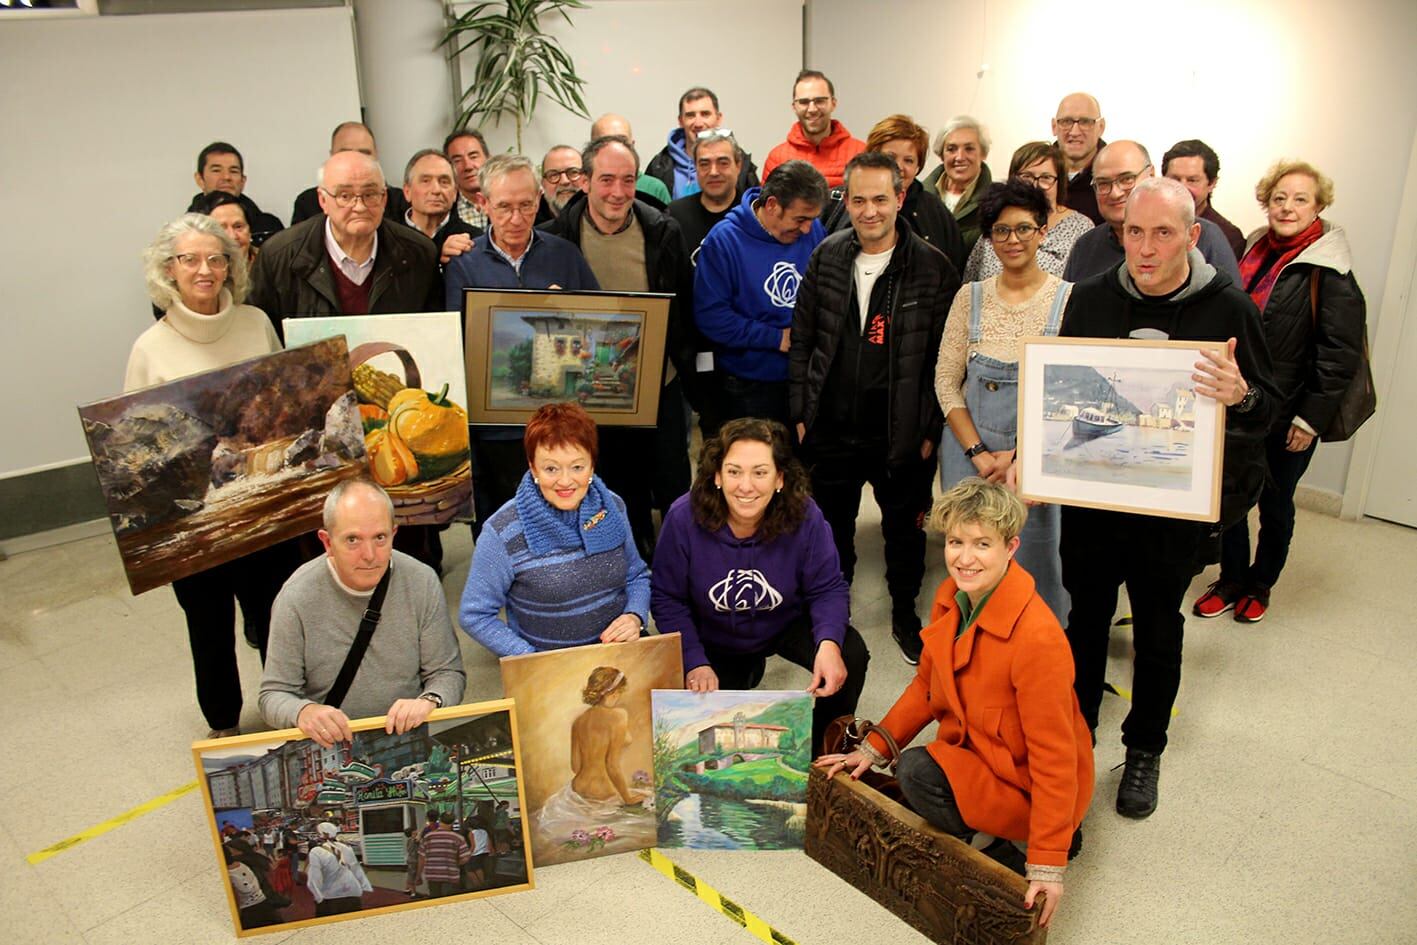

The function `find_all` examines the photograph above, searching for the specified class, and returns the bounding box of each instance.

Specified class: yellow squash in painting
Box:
[366,428,418,486]
[388,383,469,479]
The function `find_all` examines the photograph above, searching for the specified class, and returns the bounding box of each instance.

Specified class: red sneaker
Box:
[1234,589,1269,623]
[1193,580,1242,618]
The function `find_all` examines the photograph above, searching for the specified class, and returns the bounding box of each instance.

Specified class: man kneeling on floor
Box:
[259,478,466,746]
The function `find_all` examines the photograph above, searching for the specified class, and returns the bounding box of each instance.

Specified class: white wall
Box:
[809,0,1417,496]
[354,0,455,174]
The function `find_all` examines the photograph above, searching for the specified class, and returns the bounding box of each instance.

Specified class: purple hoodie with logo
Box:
[650,494,850,672]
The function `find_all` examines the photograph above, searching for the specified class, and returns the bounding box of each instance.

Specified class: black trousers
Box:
[805,442,935,619]
[1060,507,1201,754]
[598,378,692,562]
[1220,428,1317,590]
[703,616,870,755]
[719,374,790,428]
[170,539,301,731]
[468,429,527,539]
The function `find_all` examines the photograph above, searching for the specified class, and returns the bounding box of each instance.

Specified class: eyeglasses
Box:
[1017,173,1058,188]
[490,201,538,218]
[542,167,584,183]
[989,223,1040,242]
[319,188,387,208]
[169,252,230,271]
[1093,166,1151,195]
[793,96,831,109]
[1055,117,1099,130]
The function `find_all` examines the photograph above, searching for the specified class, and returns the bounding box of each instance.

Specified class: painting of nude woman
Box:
[500,635,682,866]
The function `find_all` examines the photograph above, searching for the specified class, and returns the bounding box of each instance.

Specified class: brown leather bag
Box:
[821,715,906,804]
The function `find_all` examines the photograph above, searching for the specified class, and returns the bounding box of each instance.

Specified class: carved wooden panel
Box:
[805,767,1046,944]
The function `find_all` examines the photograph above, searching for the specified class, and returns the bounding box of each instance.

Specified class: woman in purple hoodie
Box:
[650,418,868,752]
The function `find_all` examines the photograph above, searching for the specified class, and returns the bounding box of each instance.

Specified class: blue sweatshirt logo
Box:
[764,261,803,308]
[710,569,784,612]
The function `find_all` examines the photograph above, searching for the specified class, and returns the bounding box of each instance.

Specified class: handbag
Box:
[821,715,905,804]
[1309,269,1376,442]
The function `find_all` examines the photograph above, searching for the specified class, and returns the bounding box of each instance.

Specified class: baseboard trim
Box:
[0,518,111,558]
[1295,484,1343,517]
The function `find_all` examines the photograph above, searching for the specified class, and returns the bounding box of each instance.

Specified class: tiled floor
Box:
[3,500,1414,944]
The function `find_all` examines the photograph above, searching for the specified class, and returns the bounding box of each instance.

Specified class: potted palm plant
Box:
[442,0,592,153]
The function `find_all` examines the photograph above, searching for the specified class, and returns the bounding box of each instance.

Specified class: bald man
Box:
[582,113,672,208]
[1051,93,1107,224]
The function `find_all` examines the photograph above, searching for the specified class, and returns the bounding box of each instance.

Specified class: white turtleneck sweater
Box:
[123,289,281,393]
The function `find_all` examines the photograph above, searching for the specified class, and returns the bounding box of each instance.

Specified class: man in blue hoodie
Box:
[646,87,761,201]
[694,161,829,429]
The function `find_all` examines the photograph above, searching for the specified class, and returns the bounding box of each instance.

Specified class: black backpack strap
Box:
[324,566,393,710]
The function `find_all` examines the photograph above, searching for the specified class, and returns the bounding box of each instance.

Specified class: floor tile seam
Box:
[74,864,214,935]
[1299,756,1410,803]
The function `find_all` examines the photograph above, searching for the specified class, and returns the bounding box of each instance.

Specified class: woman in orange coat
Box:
[817,478,1093,928]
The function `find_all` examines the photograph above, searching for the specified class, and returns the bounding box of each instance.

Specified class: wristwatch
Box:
[1233,385,1259,414]
[419,692,443,708]
[963,442,988,459]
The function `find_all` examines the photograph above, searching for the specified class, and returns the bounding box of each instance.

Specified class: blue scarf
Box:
[513,471,628,557]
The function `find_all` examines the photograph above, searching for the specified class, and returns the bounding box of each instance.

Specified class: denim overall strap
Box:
[967,281,985,344]
[1044,281,1071,336]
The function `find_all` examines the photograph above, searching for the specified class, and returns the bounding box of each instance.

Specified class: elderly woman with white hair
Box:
[127,213,299,738]
[922,115,994,254]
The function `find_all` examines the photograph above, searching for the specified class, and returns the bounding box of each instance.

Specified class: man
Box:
[1051,93,1106,224]
[1163,139,1247,260]
[790,152,958,663]
[587,114,673,207]
[291,122,410,224]
[444,154,599,530]
[762,71,865,187]
[645,87,760,200]
[445,129,491,230]
[695,160,829,428]
[540,135,697,556]
[187,141,284,244]
[258,479,466,747]
[1057,177,1274,819]
[1062,141,1241,285]
[401,148,481,263]
[419,811,470,898]
[667,129,746,260]
[534,144,585,225]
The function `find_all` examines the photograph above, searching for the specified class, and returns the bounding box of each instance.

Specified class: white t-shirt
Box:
[852,246,895,332]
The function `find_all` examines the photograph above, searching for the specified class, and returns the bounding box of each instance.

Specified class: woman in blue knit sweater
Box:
[459,403,650,656]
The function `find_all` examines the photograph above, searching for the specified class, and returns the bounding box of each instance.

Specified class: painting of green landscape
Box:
[651,690,811,850]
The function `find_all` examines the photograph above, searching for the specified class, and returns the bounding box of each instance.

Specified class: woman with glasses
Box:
[922,116,993,255]
[934,180,1072,620]
[962,142,1093,281]
[126,213,299,738]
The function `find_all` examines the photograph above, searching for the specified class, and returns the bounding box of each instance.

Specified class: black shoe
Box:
[891,615,923,665]
[1068,826,1083,860]
[1115,749,1161,819]
[979,836,1026,876]
[242,618,260,649]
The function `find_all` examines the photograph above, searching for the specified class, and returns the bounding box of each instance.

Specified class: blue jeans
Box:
[719,374,790,429]
[1219,427,1317,590]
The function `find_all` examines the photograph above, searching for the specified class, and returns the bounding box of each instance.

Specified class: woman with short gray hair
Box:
[923,115,993,254]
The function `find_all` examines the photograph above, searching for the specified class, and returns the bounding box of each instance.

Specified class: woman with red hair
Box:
[459,402,650,656]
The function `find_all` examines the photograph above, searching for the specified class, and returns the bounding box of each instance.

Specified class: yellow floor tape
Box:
[1104,682,1180,717]
[26,780,198,865]
[639,848,798,945]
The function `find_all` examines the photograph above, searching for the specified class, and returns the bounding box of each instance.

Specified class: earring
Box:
[776,487,782,493]
[533,478,540,486]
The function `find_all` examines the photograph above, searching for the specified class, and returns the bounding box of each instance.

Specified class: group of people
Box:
[131,73,1368,931]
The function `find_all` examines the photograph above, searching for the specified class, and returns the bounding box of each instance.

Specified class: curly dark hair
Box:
[690,418,811,542]
[980,178,1051,233]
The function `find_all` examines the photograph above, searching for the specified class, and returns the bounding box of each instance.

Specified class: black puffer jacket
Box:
[822,178,968,276]
[1239,222,1366,435]
[789,217,960,466]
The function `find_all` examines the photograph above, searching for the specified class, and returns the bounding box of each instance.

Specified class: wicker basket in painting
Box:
[350,341,472,526]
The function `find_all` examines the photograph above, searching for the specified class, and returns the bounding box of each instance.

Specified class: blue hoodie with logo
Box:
[693,187,827,382]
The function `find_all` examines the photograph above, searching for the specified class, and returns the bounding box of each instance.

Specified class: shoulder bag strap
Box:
[324,566,393,710]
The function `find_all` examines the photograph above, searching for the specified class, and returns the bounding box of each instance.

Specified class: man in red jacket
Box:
[762,70,865,188]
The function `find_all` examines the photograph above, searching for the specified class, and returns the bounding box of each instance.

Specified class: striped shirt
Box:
[420,829,470,883]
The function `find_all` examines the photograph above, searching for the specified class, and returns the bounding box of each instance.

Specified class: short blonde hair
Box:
[141,213,249,311]
[1255,159,1334,210]
[926,478,1026,543]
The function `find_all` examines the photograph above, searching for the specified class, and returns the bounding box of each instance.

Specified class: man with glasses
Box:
[762,70,864,188]
[534,144,586,225]
[1062,141,1240,284]
[445,129,491,230]
[291,122,410,225]
[1051,93,1107,224]
[646,87,761,201]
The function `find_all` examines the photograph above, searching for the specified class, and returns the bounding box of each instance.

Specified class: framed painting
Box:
[1017,336,1227,522]
[651,689,812,851]
[463,288,671,426]
[283,313,471,525]
[499,634,683,867]
[78,338,366,595]
[193,698,533,937]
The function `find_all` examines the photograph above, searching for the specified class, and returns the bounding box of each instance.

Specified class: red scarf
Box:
[1238,218,1324,313]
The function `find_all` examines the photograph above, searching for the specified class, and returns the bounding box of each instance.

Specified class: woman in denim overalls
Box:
[935,180,1072,620]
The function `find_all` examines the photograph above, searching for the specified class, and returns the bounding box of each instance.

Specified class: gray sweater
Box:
[259,551,466,728]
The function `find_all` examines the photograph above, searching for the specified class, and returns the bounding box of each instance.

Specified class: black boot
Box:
[979,836,1026,876]
[1115,749,1161,819]
[891,608,923,665]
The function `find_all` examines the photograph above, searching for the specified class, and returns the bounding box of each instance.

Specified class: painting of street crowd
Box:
[78,338,366,595]
[193,699,532,936]
[651,690,812,851]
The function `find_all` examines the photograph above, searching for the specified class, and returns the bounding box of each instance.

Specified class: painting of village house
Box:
[500,634,682,867]
[651,690,812,851]
[462,289,671,426]
[1017,336,1226,522]
[283,313,472,526]
[193,699,532,936]
[78,338,367,595]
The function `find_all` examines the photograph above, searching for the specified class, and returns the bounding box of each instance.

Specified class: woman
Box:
[922,116,993,255]
[1195,160,1366,623]
[305,821,371,916]
[225,844,284,929]
[935,180,1072,620]
[816,479,1093,931]
[460,402,650,656]
[650,418,866,752]
[463,816,491,890]
[963,142,1093,280]
[128,214,298,738]
[192,191,257,265]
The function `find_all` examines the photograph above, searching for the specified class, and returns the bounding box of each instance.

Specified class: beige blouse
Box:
[934,274,1071,414]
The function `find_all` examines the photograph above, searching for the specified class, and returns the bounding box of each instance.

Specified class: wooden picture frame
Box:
[463,288,672,426]
[1017,337,1226,522]
[192,699,533,937]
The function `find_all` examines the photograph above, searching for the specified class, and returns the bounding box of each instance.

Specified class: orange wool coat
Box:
[872,563,1094,867]
[761,120,865,188]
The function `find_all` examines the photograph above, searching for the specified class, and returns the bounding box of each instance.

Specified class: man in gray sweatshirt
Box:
[259,479,466,746]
